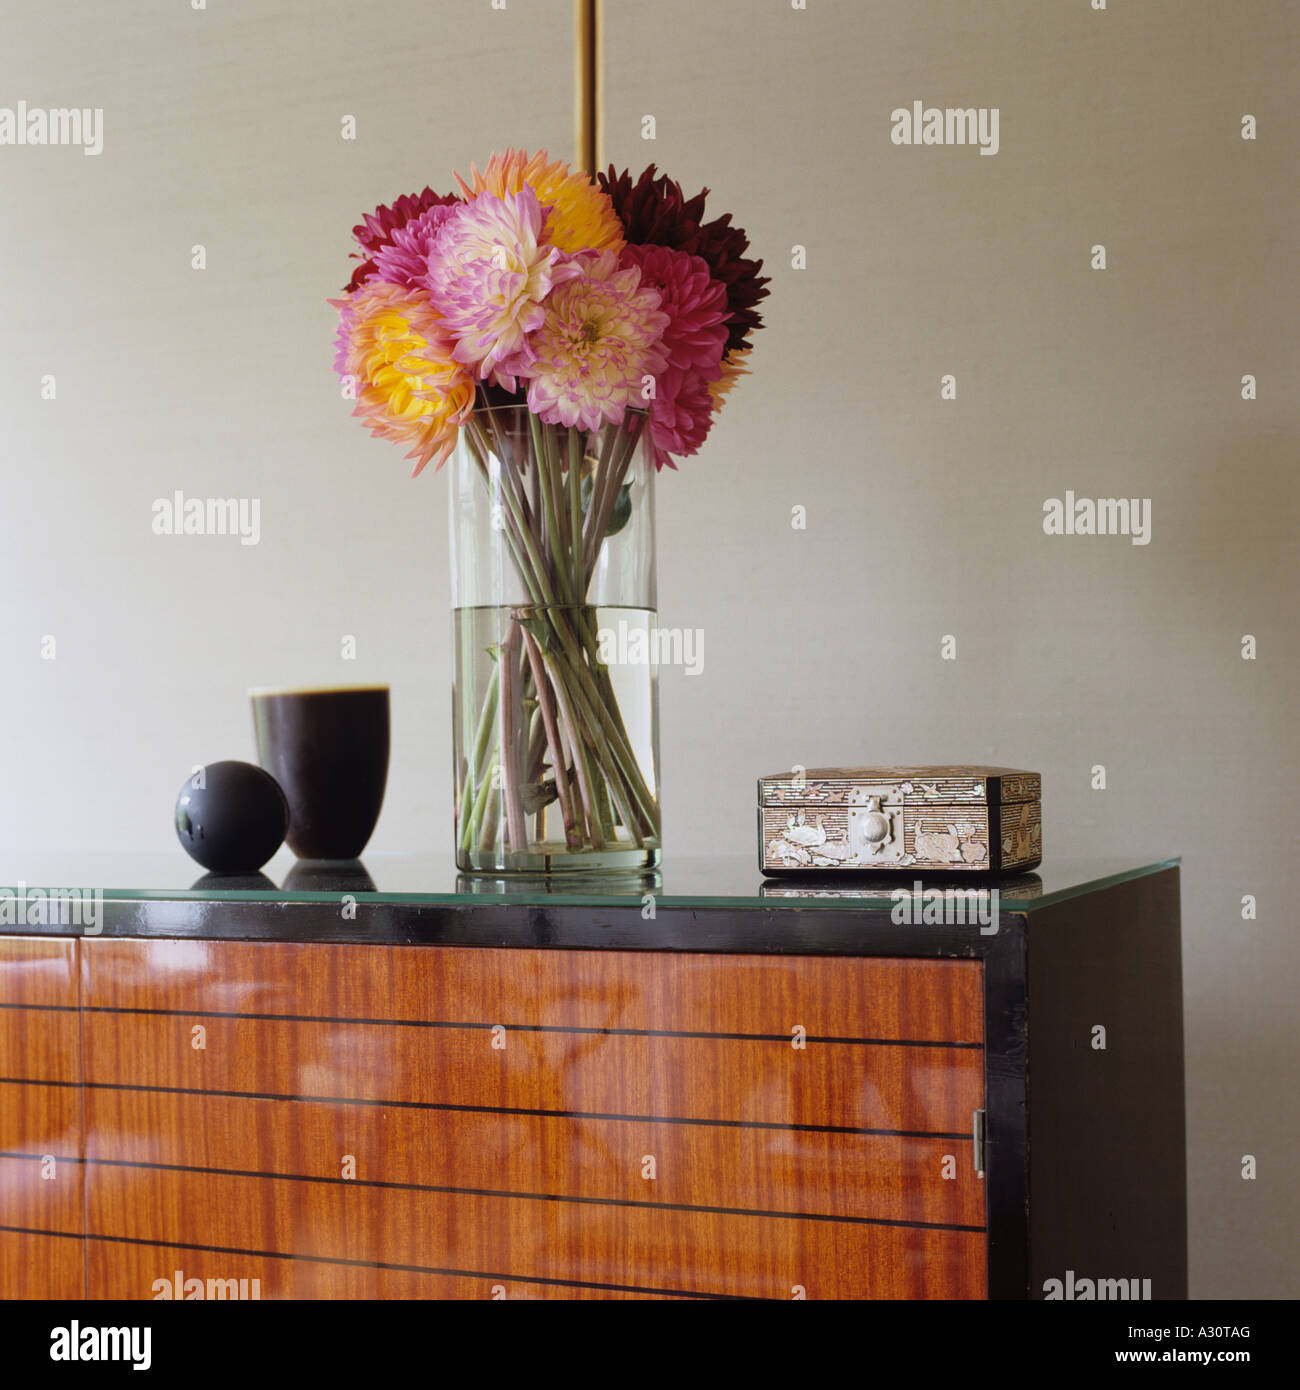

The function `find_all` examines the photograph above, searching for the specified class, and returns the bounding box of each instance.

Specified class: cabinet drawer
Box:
[87,1164,985,1299]
[83,1010,980,1134]
[1,1078,80,1153]
[86,1089,986,1228]
[83,940,982,1041]
[0,937,77,1008]
[0,1009,80,1084]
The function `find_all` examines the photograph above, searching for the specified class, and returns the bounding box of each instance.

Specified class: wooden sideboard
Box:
[0,857,1185,1300]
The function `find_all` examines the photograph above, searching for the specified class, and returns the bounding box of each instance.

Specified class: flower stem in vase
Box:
[496,620,529,851]
[567,426,584,598]
[520,625,581,850]
[457,659,499,855]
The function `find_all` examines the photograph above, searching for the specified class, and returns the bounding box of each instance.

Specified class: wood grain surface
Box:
[0,936,85,1298]
[0,1231,83,1300]
[84,1089,986,1227]
[86,1163,983,1300]
[79,940,983,1040]
[87,1240,687,1301]
[81,1010,981,1133]
[0,935,79,1008]
[0,936,988,1298]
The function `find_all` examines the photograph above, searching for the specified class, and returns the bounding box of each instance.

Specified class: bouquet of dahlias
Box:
[331,150,766,867]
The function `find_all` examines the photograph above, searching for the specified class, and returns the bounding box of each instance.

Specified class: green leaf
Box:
[582,475,635,537]
[518,616,555,652]
[606,482,634,537]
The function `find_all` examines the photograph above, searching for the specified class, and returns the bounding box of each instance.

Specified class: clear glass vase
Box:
[450,406,661,873]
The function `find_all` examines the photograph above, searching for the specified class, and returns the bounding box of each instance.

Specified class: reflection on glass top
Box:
[0,851,1179,914]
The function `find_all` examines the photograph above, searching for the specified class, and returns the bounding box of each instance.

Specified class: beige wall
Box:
[1,0,1296,1297]
[600,0,1299,1298]
[0,0,572,863]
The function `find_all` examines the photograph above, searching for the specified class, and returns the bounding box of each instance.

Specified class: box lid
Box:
[758,766,1040,807]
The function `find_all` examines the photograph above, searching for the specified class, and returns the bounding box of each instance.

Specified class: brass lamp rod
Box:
[575,0,599,174]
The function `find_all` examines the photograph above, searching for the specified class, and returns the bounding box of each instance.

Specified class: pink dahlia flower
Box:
[424,185,579,389]
[515,251,669,432]
[331,281,473,477]
[345,187,460,292]
[372,203,457,290]
[619,243,729,467]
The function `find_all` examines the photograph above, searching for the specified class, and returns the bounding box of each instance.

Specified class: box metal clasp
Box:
[843,784,907,866]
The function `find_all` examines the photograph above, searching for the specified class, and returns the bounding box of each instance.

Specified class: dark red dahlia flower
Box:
[598,164,769,357]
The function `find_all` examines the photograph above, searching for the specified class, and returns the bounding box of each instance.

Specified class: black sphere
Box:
[174,760,289,873]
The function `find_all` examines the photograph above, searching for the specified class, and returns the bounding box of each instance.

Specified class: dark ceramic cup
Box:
[251,685,389,860]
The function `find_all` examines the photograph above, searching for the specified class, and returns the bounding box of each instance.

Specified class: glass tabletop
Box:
[0,851,1179,914]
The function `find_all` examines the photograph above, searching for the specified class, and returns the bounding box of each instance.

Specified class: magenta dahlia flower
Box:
[619,243,729,467]
[424,186,580,388]
[644,366,716,469]
[515,250,669,432]
[620,244,728,371]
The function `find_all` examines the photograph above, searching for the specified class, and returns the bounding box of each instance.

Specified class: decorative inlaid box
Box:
[758,766,1042,873]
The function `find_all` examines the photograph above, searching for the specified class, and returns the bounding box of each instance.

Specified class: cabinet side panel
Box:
[1027,871,1187,1298]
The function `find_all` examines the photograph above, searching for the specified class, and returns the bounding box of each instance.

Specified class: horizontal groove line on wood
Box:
[0,1224,83,1242]
[119,1007,986,1049]
[15,1227,740,1300]
[0,1077,973,1139]
[2,1078,978,1145]
[0,1151,986,1234]
[0,1077,82,1089]
[2,1001,984,1048]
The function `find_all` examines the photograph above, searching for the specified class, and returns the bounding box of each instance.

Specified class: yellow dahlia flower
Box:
[707,348,751,406]
[332,282,474,476]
